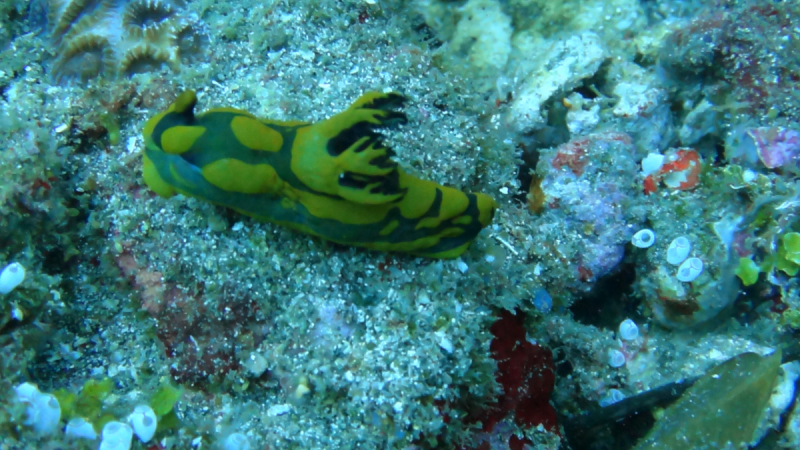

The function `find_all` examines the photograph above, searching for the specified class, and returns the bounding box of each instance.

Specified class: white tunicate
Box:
[608,348,626,368]
[0,262,25,294]
[631,229,656,248]
[618,319,639,341]
[128,404,157,443]
[599,388,626,407]
[676,257,704,282]
[666,236,691,265]
[32,393,61,435]
[14,383,60,435]
[14,382,40,402]
[99,421,133,450]
[65,417,98,440]
[224,432,251,450]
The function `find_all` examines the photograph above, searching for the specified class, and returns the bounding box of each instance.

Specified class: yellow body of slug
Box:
[141,90,497,258]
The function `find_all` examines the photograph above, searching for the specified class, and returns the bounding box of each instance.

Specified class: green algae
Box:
[150,383,182,417]
[53,377,115,429]
[149,384,182,432]
[735,257,760,286]
[634,350,781,450]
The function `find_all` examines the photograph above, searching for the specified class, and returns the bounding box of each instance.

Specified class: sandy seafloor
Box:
[1,0,800,449]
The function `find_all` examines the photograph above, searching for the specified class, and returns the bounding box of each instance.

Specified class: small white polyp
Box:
[224,432,252,450]
[631,229,656,248]
[618,319,639,341]
[599,388,626,407]
[608,349,626,368]
[128,404,157,443]
[676,257,704,282]
[65,417,97,440]
[99,421,133,450]
[0,262,25,294]
[666,236,691,265]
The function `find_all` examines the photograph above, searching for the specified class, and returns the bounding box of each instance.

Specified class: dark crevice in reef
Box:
[568,257,642,332]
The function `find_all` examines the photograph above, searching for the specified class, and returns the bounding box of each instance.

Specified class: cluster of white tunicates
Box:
[631,229,705,282]
[14,381,164,449]
[666,236,704,282]
[93,404,158,449]
[0,262,25,294]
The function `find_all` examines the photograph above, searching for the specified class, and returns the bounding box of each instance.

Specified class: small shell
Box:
[607,349,626,368]
[676,257,704,282]
[618,319,639,341]
[631,229,656,248]
[666,236,691,265]
[599,388,626,407]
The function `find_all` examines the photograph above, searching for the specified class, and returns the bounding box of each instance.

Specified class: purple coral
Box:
[732,127,800,170]
[538,133,644,284]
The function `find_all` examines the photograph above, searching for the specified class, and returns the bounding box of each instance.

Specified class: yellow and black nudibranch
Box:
[141,91,497,258]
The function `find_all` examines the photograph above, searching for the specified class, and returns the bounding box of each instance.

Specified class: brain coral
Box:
[45,0,208,82]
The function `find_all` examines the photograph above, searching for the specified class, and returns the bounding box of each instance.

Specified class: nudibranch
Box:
[141,90,497,258]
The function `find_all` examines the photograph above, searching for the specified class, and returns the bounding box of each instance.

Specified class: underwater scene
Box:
[1,0,799,448]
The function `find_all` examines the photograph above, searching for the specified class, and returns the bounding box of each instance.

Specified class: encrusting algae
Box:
[142,90,497,258]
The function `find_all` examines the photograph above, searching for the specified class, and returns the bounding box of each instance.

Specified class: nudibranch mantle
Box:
[142,90,497,258]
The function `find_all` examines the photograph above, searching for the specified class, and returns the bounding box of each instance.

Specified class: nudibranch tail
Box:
[142,90,497,258]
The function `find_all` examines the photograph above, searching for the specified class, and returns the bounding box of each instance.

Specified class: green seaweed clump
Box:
[100,113,121,146]
[149,383,183,431]
[776,232,800,276]
[735,256,760,286]
[53,377,115,430]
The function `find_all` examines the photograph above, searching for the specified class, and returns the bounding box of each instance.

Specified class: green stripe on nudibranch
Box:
[141,90,497,258]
